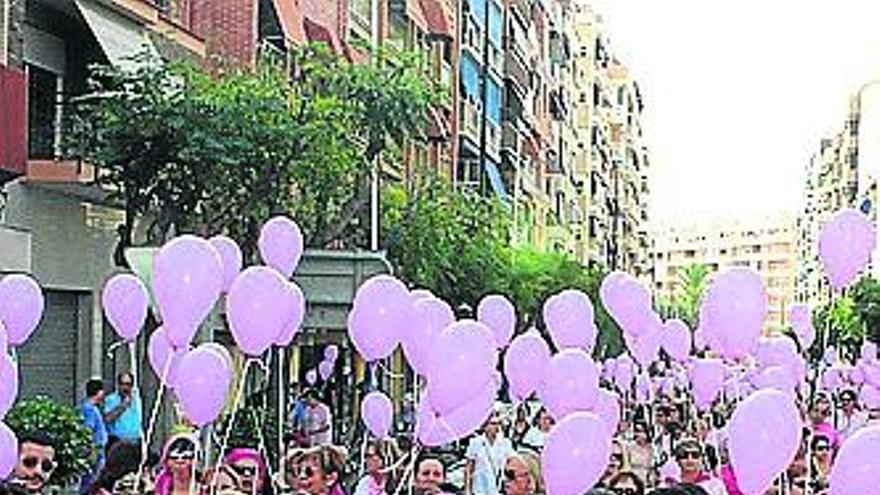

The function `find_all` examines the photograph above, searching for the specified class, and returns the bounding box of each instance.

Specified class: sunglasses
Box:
[611,453,624,463]
[614,488,638,495]
[22,457,56,473]
[676,450,702,460]
[168,450,195,461]
[814,443,831,452]
[298,466,316,478]
[231,464,259,479]
[504,469,526,481]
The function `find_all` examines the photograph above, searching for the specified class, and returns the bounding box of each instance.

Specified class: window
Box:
[28,64,62,159]
[460,52,481,100]
[457,156,481,185]
[488,1,503,47]
[486,77,502,125]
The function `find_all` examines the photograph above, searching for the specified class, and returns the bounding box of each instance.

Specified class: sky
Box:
[586,0,880,225]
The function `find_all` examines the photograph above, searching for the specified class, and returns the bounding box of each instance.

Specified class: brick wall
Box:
[195,0,258,69]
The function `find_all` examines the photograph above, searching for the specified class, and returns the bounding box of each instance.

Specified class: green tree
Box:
[815,295,865,361]
[658,263,710,329]
[851,276,880,344]
[68,46,441,256]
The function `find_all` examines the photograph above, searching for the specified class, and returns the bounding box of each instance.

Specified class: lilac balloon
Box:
[227,267,290,356]
[693,326,707,351]
[426,320,497,415]
[318,360,334,381]
[402,297,454,375]
[600,271,652,337]
[147,328,185,388]
[612,355,635,392]
[361,391,393,438]
[629,316,663,368]
[542,412,611,495]
[152,235,223,348]
[543,290,597,351]
[819,208,876,291]
[349,275,410,361]
[0,322,6,355]
[417,378,498,446]
[662,319,691,362]
[789,303,810,329]
[754,366,797,395]
[538,348,600,420]
[305,369,317,386]
[729,389,801,495]
[0,274,44,347]
[823,367,843,391]
[258,216,304,278]
[830,425,880,495]
[201,342,233,371]
[477,294,516,349]
[0,422,17,478]
[862,341,878,363]
[864,362,880,389]
[635,372,653,403]
[324,345,339,363]
[690,358,725,409]
[700,268,767,359]
[504,331,552,402]
[861,385,880,409]
[209,235,243,293]
[176,345,232,427]
[102,273,149,342]
[275,282,306,347]
[592,388,621,434]
[0,354,18,417]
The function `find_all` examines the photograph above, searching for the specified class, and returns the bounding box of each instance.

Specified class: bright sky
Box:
[587,0,880,225]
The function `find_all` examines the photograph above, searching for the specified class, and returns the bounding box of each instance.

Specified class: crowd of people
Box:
[1,364,878,495]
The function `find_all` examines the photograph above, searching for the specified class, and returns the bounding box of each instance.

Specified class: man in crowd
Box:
[465,413,514,495]
[413,455,447,495]
[80,378,108,494]
[103,372,143,449]
[302,389,332,446]
[9,432,56,494]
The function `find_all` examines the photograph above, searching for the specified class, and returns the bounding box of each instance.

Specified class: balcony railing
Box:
[504,51,530,94]
[460,99,481,141]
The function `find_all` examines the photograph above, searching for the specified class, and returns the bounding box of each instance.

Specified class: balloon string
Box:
[277,348,286,484]
[392,444,422,495]
[251,406,279,495]
[136,352,173,493]
[377,360,406,380]
[212,358,255,495]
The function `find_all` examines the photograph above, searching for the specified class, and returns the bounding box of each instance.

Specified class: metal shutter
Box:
[17,290,79,405]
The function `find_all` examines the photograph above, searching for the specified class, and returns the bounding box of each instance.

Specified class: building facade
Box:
[652,216,797,333]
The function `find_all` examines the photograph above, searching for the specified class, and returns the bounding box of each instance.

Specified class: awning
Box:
[273,0,307,45]
[303,17,343,54]
[75,0,161,70]
[427,108,450,142]
[486,158,511,202]
[418,0,452,37]
[407,0,429,32]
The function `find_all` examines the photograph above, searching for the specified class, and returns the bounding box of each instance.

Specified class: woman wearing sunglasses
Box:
[222,448,268,495]
[502,451,541,495]
[155,433,200,495]
[607,471,645,495]
[669,439,724,495]
[626,421,655,487]
[297,445,347,495]
[600,439,629,488]
[810,434,833,494]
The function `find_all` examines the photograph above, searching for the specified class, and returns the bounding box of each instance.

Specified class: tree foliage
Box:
[657,263,710,329]
[67,46,442,257]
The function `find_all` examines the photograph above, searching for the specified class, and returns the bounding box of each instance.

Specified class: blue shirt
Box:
[103,392,143,440]
[80,399,108,449]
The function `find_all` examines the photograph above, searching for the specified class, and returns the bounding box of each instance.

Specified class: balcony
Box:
[487,122,502,159]
[502,121,521,155]
[460,98,481,141]
[505,51,530,94]
[0,65,27,183]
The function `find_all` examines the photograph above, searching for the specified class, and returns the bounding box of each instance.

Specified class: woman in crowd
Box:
[87,441,148,495]
[510,408,530,448]
[668,439,724,495]
[601,439,629,487]
[810,434,833,493]
[297,445,347,495]
[412,454,446,495]
[354,440,395,495]
[626,421,655,487]
[222,448,269,495]
[608,471,646,495]
[503,451,542,495]
[521,409,554,452]
[155,432,200,495]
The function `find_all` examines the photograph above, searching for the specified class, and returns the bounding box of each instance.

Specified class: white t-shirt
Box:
[304,403,333,446]
[697,477,727,495]
[466,435,514,495]
[520,428,546,450]
[837,410,869,439]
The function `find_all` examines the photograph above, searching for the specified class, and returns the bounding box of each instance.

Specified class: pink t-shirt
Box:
[720,464,744,495]
[812,421,842,451]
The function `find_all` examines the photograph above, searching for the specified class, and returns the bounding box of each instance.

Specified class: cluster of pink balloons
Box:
[305,345,339,386]
[0,273,44,478]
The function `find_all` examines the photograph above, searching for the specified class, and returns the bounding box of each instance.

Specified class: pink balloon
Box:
[0,422,17,479]
[275,282,306,347]
[209,235,243,293]
[635,372,653,403]
[862,341,878,362]
[830,425,880,495]
[693,326,707,351]
[361,391,393,438]
[258,216,304,278]
[417,378,498,446]
[0,354,18,417]
[305,369,317,386]
[152,235,223,348]
[147,328,185,388]
[690,358,725,409]
[102,273,149,342]
[402,297,454,375]
[600,271,652,337]
[426,320,497,415]
[729,389,801,495]
[477,294,516,349]
[754,366,797,395]
[612,355,635,392]
[227,267,290,356]
[0,274,44,347]
[349,275,410,361]
[700,268,767,359]
[543,290,597,351]
[201,342,233,371]
[592,388,621,434]
[318,360,334,381]
[823,367,843,391]
[324,345,339,363]
[0,322,7,355]
[629,316,663,368]
[788,303,810,329]
[542,412,611,495]
[504,331,551,402]
[175,345,232,427]
[819,208,876,291]
[861,385,880,409]
[662,319,691,362]
[538,348,600,420]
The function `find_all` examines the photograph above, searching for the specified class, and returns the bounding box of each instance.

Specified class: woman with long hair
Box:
[155,433,200,495]
[297,445,347,495]
[503,450,543,495]
[354,440,397,495]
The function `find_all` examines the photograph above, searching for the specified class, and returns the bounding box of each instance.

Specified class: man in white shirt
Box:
[835,389,868,438]
[465,413,514,495]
